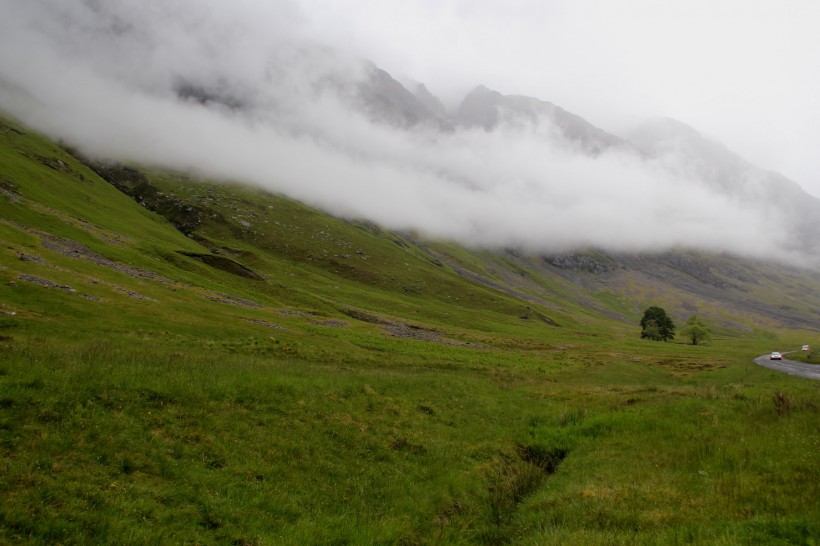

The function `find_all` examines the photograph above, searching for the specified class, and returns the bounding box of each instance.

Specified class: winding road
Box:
[754,352,820,380]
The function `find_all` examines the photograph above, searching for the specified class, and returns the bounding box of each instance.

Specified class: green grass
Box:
[788,349,820,365]
[1,336,817,545]
[1,114,819,544]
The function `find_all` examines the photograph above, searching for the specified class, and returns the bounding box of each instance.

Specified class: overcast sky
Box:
[299,0,820,197]
[0,0,817,263]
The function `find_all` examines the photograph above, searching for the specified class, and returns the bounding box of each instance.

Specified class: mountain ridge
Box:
[2,50,818,263]
[347,67,820,262]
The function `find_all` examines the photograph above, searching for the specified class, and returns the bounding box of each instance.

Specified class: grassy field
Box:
[1,114,819,544]
[2,333,817,545]
[787,349,819,365]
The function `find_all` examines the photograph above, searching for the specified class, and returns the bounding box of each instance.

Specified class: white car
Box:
[770,352,782,360]
[802,345,810,351]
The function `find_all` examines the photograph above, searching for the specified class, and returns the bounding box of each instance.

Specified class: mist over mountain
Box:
[354,65,453,131]
[455,85,629,156]
[412,83,449,120]
[0,0,817,266]
[626,118,820,256]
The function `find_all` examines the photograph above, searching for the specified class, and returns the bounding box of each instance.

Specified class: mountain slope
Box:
[626,118,820,255]
[4,110,817,344]
[2,114,819,546]
[0,113,593,346]
[343,75,820,262]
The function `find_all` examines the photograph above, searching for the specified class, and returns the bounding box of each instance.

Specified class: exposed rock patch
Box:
[341,307,484,347]
[657,252,728,289]
[18,253,45,264]
[544,252,617,275]
[111,285,155,301]
[86,163,216,236]
[278,310,319,318]
[0,178,22,203]
[382,323,442,341]
[205,293,264,308]
[18,273,76,292]
[0,119,25,135]
[177,252,263,280]
[39,235,168,281]
[340,308,393,325]
[381,322,486,348]
[242,318,286,329]
[312,320,347,328]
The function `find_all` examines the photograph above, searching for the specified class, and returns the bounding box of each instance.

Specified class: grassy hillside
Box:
[1,114,818,544]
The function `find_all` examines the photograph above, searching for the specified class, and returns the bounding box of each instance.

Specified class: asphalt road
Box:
[754,352,820,380]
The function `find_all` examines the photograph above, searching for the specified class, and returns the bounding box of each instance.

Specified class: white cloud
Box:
[0,0,812,263]
[296,0,820,197]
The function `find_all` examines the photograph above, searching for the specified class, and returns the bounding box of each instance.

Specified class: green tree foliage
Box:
[640,306,675,341]
[681,315,711,345]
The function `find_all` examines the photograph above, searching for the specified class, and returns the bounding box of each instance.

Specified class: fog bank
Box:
[0,0,807,262]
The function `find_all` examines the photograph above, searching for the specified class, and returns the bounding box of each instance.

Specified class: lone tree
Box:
[640,306,675,341]
[681,315,711,345]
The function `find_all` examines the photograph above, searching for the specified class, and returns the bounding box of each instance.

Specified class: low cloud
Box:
[0,0,802,262]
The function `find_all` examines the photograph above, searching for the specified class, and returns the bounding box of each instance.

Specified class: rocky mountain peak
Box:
[455,84,628,155]
[354,64,452,130]
[412,83,448,119]
[454,85,505,130]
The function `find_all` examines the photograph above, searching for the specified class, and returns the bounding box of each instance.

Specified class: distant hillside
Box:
[340,72,820,261]
[626,118,820,256]
[352,64,453,131]
[2,113,816,338]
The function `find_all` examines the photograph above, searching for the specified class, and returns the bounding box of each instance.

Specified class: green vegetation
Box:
[1,115,819,544]
[2,337,818,545]
[681,315,712,346]
[640,306,676,341]
[788,348,820,365]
